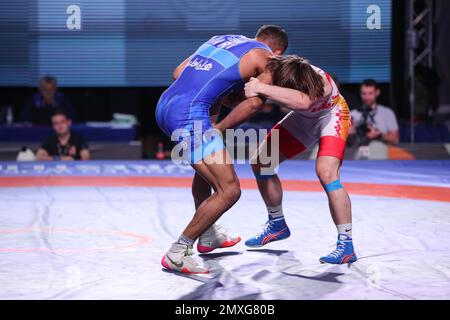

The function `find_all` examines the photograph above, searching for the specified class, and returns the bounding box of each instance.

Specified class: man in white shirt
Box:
[350,79,399,146]
[349,79,399,160]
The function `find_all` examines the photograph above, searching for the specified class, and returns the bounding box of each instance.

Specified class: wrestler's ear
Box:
[272,48,283,56]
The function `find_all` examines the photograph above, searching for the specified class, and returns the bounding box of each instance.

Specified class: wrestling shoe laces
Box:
[245,217,290,248]
[186,245,194,256]
[162,242,209,274]
[256,220,275,239]
[319,234,357,264]
[255,217,288,239]
[181,245,201,267]
[327,241,346,259]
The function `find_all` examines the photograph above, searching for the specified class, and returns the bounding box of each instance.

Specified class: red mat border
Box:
[0,176,449,203]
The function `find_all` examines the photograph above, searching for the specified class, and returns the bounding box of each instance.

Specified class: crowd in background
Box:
[3,75,400,162]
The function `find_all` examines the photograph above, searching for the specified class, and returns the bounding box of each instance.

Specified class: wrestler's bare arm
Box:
[245,71,333,111]
[214,50,273,131]
[172,55,192,80]
[214,73,272,132]
[245,79,314,111]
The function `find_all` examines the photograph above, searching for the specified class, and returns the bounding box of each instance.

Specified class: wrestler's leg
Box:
[315,154,352,226]
[162,148,241,273]
[192,172,211,210]
[183,148,241,240]
[191,157,242,254]
[245,113,310,247]
[316,100,357,264]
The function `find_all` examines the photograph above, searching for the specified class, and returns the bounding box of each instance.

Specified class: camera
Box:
[356,105,372,146]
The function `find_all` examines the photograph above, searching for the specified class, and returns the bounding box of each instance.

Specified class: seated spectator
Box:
[348,79,399,159]
[36,109,89,161]
[21,76,77,126]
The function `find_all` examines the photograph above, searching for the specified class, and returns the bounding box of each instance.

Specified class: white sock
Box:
[337,223,352,238]
[267,205,284,220]
[177,234,195,246]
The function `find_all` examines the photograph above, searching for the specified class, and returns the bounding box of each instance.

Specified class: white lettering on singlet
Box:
[187,58,213,71]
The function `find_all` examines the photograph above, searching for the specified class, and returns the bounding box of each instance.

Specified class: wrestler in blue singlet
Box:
[155,35,272,163]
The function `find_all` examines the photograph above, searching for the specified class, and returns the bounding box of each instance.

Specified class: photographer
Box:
[349,79,399,158]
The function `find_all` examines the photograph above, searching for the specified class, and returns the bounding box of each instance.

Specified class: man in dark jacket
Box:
[21,76,77,125]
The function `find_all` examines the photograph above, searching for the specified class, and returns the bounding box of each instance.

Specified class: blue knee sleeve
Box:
[323,179,343,192]
[254,172,276,180]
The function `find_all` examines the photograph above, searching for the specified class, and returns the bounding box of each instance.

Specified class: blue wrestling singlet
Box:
[155,35,271,164]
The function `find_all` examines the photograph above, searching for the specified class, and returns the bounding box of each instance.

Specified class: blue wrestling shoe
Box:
[245,217,291,248]
[319,234,357,264]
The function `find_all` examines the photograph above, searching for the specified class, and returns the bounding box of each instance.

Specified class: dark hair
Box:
[255,25,288,53]
[361,79,379,89]
[51,108,69,120]
[41,75,57,85]
[267,55,324,101]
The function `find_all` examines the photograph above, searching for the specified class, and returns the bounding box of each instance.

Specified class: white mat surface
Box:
[1,186,450,300]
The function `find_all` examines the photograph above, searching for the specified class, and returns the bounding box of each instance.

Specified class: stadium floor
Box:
[0,160,449,300]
